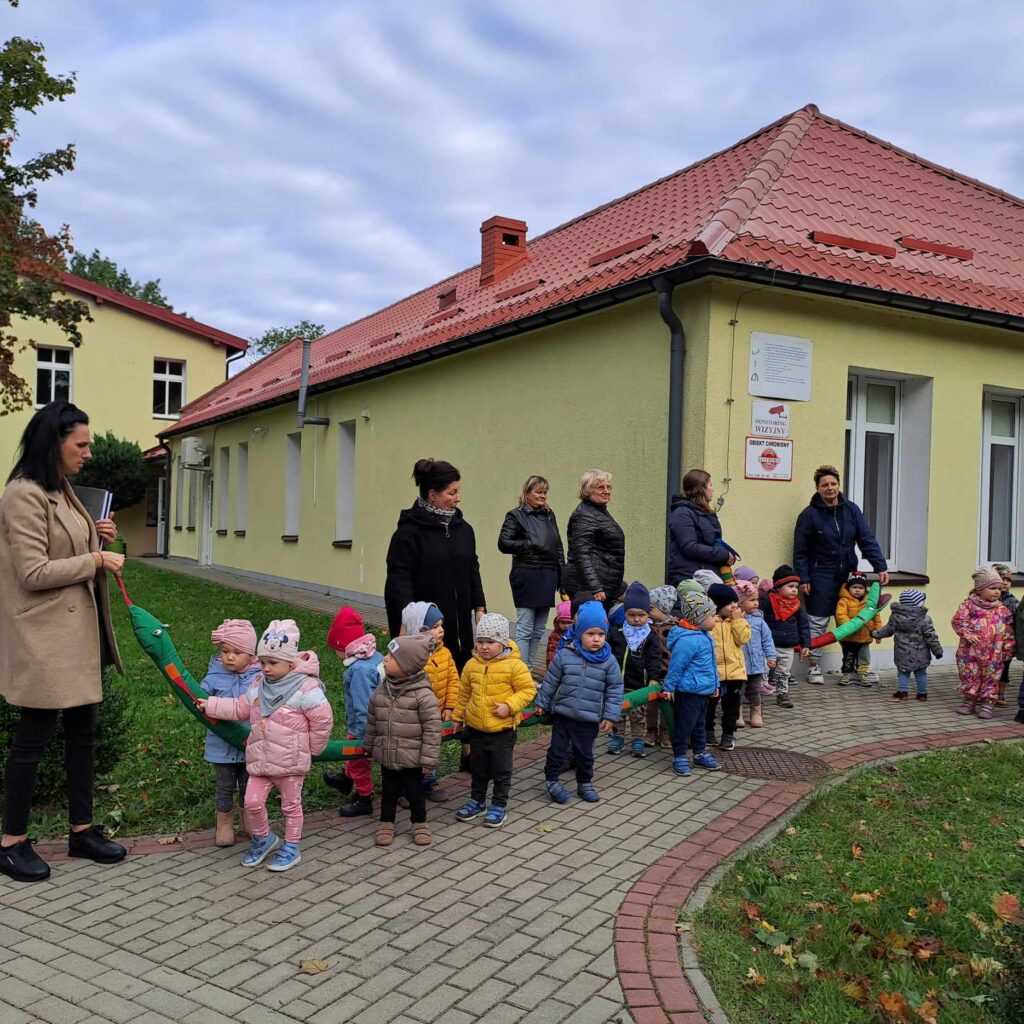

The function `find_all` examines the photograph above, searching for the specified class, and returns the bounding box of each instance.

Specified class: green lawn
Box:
[23,563,502,839]
[692,742,1024,1024]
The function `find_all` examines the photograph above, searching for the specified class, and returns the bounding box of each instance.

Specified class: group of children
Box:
[193,562,1024,871]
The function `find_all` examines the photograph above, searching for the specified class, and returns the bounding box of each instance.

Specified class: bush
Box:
[0,670,134,811]
[74,431,149,511]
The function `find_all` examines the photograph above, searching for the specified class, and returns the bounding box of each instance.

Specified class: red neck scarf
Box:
[769,591,800,621]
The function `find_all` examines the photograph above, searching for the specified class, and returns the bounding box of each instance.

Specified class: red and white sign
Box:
[744,437,793,481]
[751,400,790,437]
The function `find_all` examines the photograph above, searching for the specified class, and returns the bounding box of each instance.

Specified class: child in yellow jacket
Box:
[452,614,536,829]
[835,573,882,687]
[705,584,751,751]
[402,602,459,800]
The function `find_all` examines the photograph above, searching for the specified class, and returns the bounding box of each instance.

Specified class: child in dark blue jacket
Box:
[537,601,624,805]
[759,565,810,710]
[662,592,721,777]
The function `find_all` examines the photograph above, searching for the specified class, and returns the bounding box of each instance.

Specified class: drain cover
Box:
[715,746,830,780]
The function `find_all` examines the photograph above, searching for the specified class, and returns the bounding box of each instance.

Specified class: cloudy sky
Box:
[10,0,1024,352]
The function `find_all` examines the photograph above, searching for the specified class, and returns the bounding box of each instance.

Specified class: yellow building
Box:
[162,105,1024,667]
[2,271,247,553]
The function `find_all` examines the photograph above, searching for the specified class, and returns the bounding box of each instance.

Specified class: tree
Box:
[74,431,149,511]
[68,248,173,310]
[248,319,325,359]
[1,9,91,416]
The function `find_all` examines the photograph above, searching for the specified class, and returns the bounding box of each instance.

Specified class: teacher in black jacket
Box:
[498,475,565,667]
[384,459,485,670]
[561,469,625,608]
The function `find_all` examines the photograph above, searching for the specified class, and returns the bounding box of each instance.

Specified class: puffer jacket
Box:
[1015,600,1024,660]
[951,596,1015,667]
[200,656,262,764]
[666,496,729,584]
[453,640,537,732]
[608,623,665,691]
[343,651,383,740]
[561,500,625,599]
[710,614,751,681]
[426,645,460,711]
[871,604,942,672]
[205,653,333,777]
[498,505,565,572]
[663,625,718,696]
[835,586,882,644]
[759,593,811,649]
[537,645,624,724]
[742,610,777,676]
[363,668,442,770]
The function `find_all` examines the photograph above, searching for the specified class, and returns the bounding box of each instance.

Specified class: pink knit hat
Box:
[211,619,257,655]
[257,619,301,662]
[555,600,572,623]
[732,579,757,602]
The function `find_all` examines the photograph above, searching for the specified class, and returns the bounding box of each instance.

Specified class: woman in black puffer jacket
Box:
[498,475,565,668]
[561,470,625,610]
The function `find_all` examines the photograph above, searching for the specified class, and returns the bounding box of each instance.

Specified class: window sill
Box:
[1012,574,1024,586]
[332,540,353,549]
[234,530,246,537]
[281,534,299,543]
[186,527,196,533]
[153,414,183,421]
[216,529,228,536]
[886,571,930,586]
[173,526,182,532]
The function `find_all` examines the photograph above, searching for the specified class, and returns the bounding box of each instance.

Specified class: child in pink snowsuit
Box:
[951,568,1015,720]
[199,619,333,871]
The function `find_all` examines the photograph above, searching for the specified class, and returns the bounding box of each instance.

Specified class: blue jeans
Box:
[897,668,928,694]
[671,692,709,758]
[515,607,550,668]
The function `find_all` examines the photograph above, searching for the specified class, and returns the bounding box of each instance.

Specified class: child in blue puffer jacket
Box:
[662,592,721,778]
[537,601,624,805]
[202,619,262,847]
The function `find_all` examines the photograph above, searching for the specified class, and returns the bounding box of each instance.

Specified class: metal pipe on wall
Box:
[655,277,685,582]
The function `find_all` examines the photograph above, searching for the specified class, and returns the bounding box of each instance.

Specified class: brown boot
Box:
[412,823,431,847]
[215,811,236,847]
[736,711,745,729]
[375,823,395,847]
[749,706,764,728]
[236,808,249,837]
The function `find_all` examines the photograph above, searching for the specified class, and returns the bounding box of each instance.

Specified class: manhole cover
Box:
[715,746,830,780]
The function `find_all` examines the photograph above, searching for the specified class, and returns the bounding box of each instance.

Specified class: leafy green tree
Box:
[74,431,149,511]
[249,319,324,359]
[68,248,173,309]
[1,6,91,415]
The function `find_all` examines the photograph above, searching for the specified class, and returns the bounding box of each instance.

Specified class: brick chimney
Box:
[480,216,528,287]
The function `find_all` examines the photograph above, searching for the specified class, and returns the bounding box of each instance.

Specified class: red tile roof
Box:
[60,272,248,352]
[166,104,1024,435]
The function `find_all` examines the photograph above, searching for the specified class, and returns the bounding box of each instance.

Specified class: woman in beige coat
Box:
[0,402,127,883]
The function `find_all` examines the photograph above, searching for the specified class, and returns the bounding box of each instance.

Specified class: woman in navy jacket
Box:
[666,469,734,585]
[793,465,888,682]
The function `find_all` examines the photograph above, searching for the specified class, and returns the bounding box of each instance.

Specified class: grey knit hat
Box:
[648,585,678,616]
[679,592,716,626]
[385,633,432,677]
[973,566,1002,592]
[693,569,724,592]
[475,613,511,647]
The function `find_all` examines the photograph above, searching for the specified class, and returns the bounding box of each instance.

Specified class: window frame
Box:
[153,358,187,420]
[34,346,74,407]
[284,432,301,538]
[979,389,1024,569]
[335,420,356,544]
[235,442,248,534]
[217,446,230,533]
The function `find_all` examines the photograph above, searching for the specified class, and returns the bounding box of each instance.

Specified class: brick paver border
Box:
[613,723,1024,1024]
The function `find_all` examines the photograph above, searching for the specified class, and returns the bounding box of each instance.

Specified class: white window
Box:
[284,432,301,537]
[174,458,185,528]
[35,347,73,406]
[236,442,248,533]
[153,359,186,418]
[217,447,230,532]
[335,421,356,543]
[980,391,1023,567]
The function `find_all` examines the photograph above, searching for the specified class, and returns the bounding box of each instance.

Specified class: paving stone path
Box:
[1,668,1020,1024]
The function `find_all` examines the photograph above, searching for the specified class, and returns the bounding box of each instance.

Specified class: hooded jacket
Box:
[363,667,442,770]
[835,586,883,645]
[742,610,778,676]
[343,651,384,739]
[608,622,666,691]
[561,500,625,599]
[710,614,751,681]
[537,644,624,724]
[666,496,728,584]
[453,640,537,732]
[200,655,262,763]
[871,604,942,672]
[951,595,1015,666]
[384,503,486,670]
[663,625,719,697]
[759,593,811,649]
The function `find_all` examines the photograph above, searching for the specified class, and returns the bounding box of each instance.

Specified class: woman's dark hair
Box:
[813,464,841,486]
[413,458,460,499]
[8,401,89,491]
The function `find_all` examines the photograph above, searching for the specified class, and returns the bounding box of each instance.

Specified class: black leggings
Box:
[379,767,426,824]
[3,704,98,836]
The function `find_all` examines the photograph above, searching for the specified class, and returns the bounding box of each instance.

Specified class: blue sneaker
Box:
[673,756,691,777]
[693,751,721,771]
[483,807,507,828]
[576,783,600,803]
[607,735,625,755]
[241,832,280,867]
[267,841,301,872]
[546,780,572,804]
[455,798,486,822]
[631,738,646,759]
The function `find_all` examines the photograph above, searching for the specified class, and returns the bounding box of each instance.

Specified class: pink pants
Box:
[345,755,374,797]
[244,774,305,843]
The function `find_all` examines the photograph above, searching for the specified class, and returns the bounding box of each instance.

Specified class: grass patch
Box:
[17,562,540,838]
[692,742,1024,1024]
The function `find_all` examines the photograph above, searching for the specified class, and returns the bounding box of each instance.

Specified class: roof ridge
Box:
[689,105,819,256]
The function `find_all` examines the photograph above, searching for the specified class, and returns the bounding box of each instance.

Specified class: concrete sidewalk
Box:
[1,669,1020,1024]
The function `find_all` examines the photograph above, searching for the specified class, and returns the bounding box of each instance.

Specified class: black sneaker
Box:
[776,693,794,709]
[0,839,50,882]
[718,734,736,751]
[323,771,353,796]
[916,693,928,702]
[67,826,126,865]
[1014,708,1024,724]
[424,786,448,803]
[339,794,373,818]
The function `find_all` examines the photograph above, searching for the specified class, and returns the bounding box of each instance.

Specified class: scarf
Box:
[769,591,801,622]
[622,622,652,652]
[574,638,611,664]
[343,634,379,666]
[258,670,314,717]
[417,496,456,521]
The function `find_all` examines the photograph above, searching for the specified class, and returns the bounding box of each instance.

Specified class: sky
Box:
[8,0,1024,356]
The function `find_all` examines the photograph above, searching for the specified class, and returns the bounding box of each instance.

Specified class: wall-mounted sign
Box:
[744,437,794,481]
[748,333,813,401]
[751,400,790,437]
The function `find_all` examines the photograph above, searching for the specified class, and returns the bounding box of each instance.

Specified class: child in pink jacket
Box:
[199,619,333,872]
[952,568,1015,719]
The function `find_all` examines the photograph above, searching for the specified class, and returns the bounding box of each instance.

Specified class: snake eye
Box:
[152,629,163,637]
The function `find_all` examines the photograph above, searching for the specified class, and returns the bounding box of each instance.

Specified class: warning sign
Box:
[744,437,793,481]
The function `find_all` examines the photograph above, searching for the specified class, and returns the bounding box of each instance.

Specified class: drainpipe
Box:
[225,347,246,379]
[162,444,172,559]
[296,337,330,429]
[655,277,685,581]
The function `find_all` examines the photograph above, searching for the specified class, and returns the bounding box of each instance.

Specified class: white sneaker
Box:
[807,665,824,685]
[865,671,879,684]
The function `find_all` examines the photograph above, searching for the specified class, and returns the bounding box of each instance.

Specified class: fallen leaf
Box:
[881,764,900,774]
[298,959,329,975]
[925,898,947,916]
[941,822,954,832]
[908,935,941,960]
[162,694,175,705]
[744,967,767,987]
[740,900,761,922]
[966,911,991,935]
[1016,837,1024,849]
[959,839,975,852]
[885,931,910,951]
[992,892,1023,923]
[535,823,554,833]
[675,921,692,933]
[851,891,879,904]
[796,952,819,972]
[842,978,870,1005]
[784,826,797,835]
[906,908,918,919]
[157,835,182,845]
[967,954,1004,979]
[757,919,777,933]
[807,924,825,941]
[851,843,864,861]
[805,901,826,912]
[916,995,939,1024]
[877,991,911,1021]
